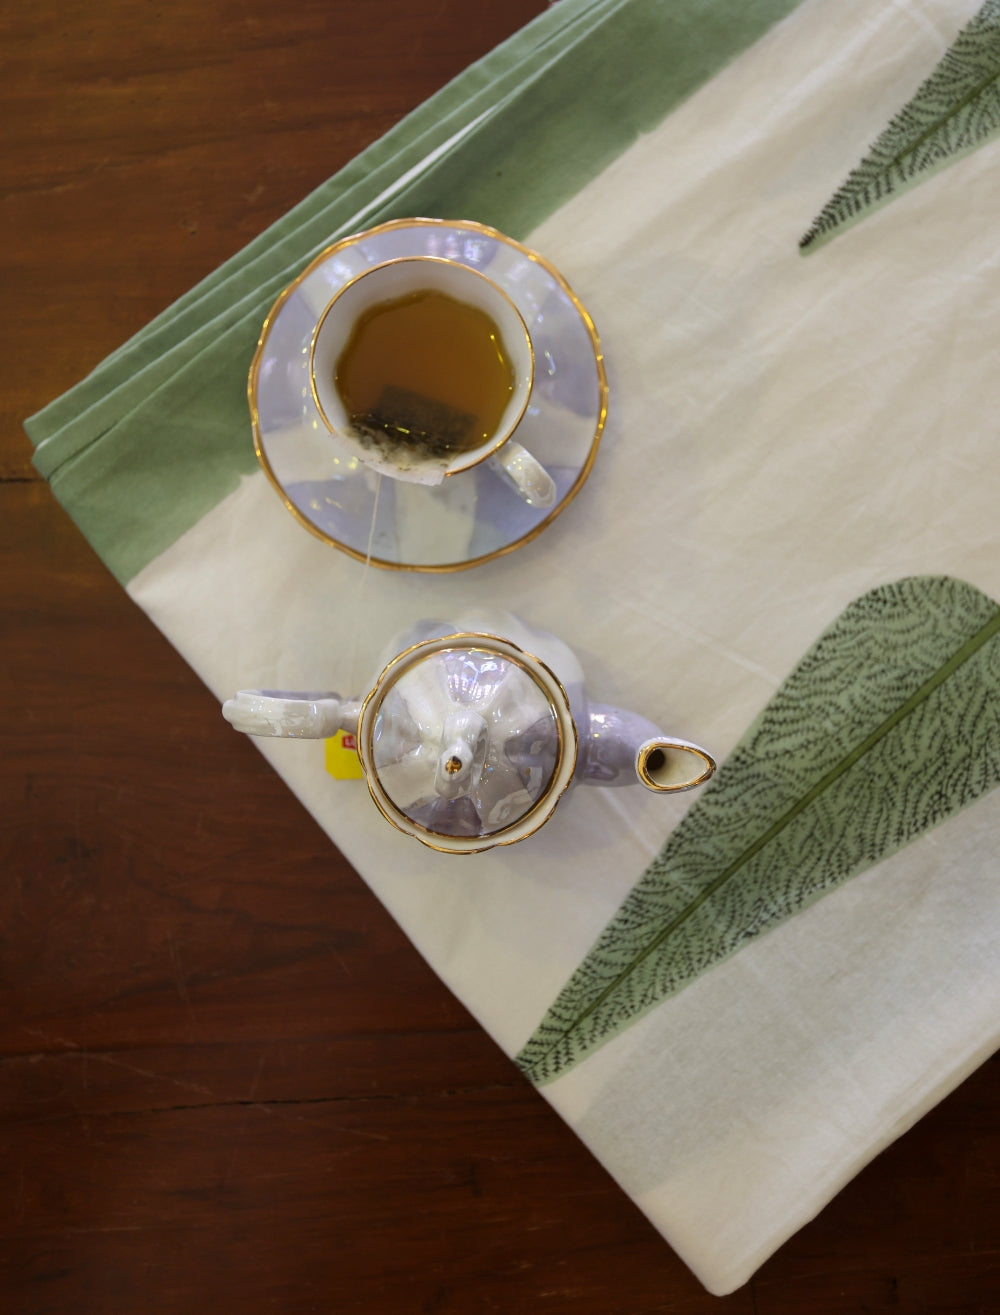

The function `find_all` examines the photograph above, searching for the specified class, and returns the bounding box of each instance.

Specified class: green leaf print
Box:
[517,576,1000,1086]
[801,1,1000,252]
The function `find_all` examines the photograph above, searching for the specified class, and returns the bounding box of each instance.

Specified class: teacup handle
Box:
[488,442,557,508]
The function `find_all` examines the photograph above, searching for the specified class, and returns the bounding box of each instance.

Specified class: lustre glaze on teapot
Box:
[222,610,715,854]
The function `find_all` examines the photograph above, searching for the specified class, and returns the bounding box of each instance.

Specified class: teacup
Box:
[309,256,556,507]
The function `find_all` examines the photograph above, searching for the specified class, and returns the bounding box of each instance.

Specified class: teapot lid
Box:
[357,634,577,852]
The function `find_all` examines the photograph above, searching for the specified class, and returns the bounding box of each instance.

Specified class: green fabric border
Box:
[26,0,804,585]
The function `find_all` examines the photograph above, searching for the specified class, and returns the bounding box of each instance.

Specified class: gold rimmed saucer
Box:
[248,218,607,572]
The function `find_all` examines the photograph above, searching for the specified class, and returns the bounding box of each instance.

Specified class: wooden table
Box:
[3,2,998,1310]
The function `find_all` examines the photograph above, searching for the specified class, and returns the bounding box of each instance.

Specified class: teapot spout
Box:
[222,690,362,739]
[582,703,716,793]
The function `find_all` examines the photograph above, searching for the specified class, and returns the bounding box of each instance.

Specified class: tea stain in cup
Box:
[334,289,516,469]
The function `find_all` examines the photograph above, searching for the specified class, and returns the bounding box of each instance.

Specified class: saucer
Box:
[249,218,607,571]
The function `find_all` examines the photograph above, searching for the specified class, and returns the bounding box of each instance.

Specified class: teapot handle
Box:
[222,690,361,739]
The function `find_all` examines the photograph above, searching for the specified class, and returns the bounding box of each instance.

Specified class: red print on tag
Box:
[342,733,356,750]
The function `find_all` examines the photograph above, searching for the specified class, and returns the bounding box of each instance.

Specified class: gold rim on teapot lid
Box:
[357,633,579,853]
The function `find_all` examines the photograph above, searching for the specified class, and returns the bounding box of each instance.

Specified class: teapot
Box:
[222,610,715,854]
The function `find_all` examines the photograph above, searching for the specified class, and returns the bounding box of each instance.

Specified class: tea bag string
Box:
[345,472,382,697]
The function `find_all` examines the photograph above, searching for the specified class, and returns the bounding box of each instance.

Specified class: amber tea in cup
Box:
[309,255,555,503]
[334,289,516,461]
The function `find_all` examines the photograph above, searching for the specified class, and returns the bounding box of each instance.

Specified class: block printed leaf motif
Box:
[516,576,1000,1086]
[800,1,1000,252]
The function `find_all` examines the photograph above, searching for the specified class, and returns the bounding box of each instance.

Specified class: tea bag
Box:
[353,385,478,459]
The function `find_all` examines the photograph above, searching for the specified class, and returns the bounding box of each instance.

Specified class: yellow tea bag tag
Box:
[324,729,365,780]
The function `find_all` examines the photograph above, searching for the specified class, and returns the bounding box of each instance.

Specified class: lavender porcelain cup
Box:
[309,257,557,508]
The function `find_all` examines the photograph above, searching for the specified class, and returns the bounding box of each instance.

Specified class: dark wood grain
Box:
[2,2,998,1311]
